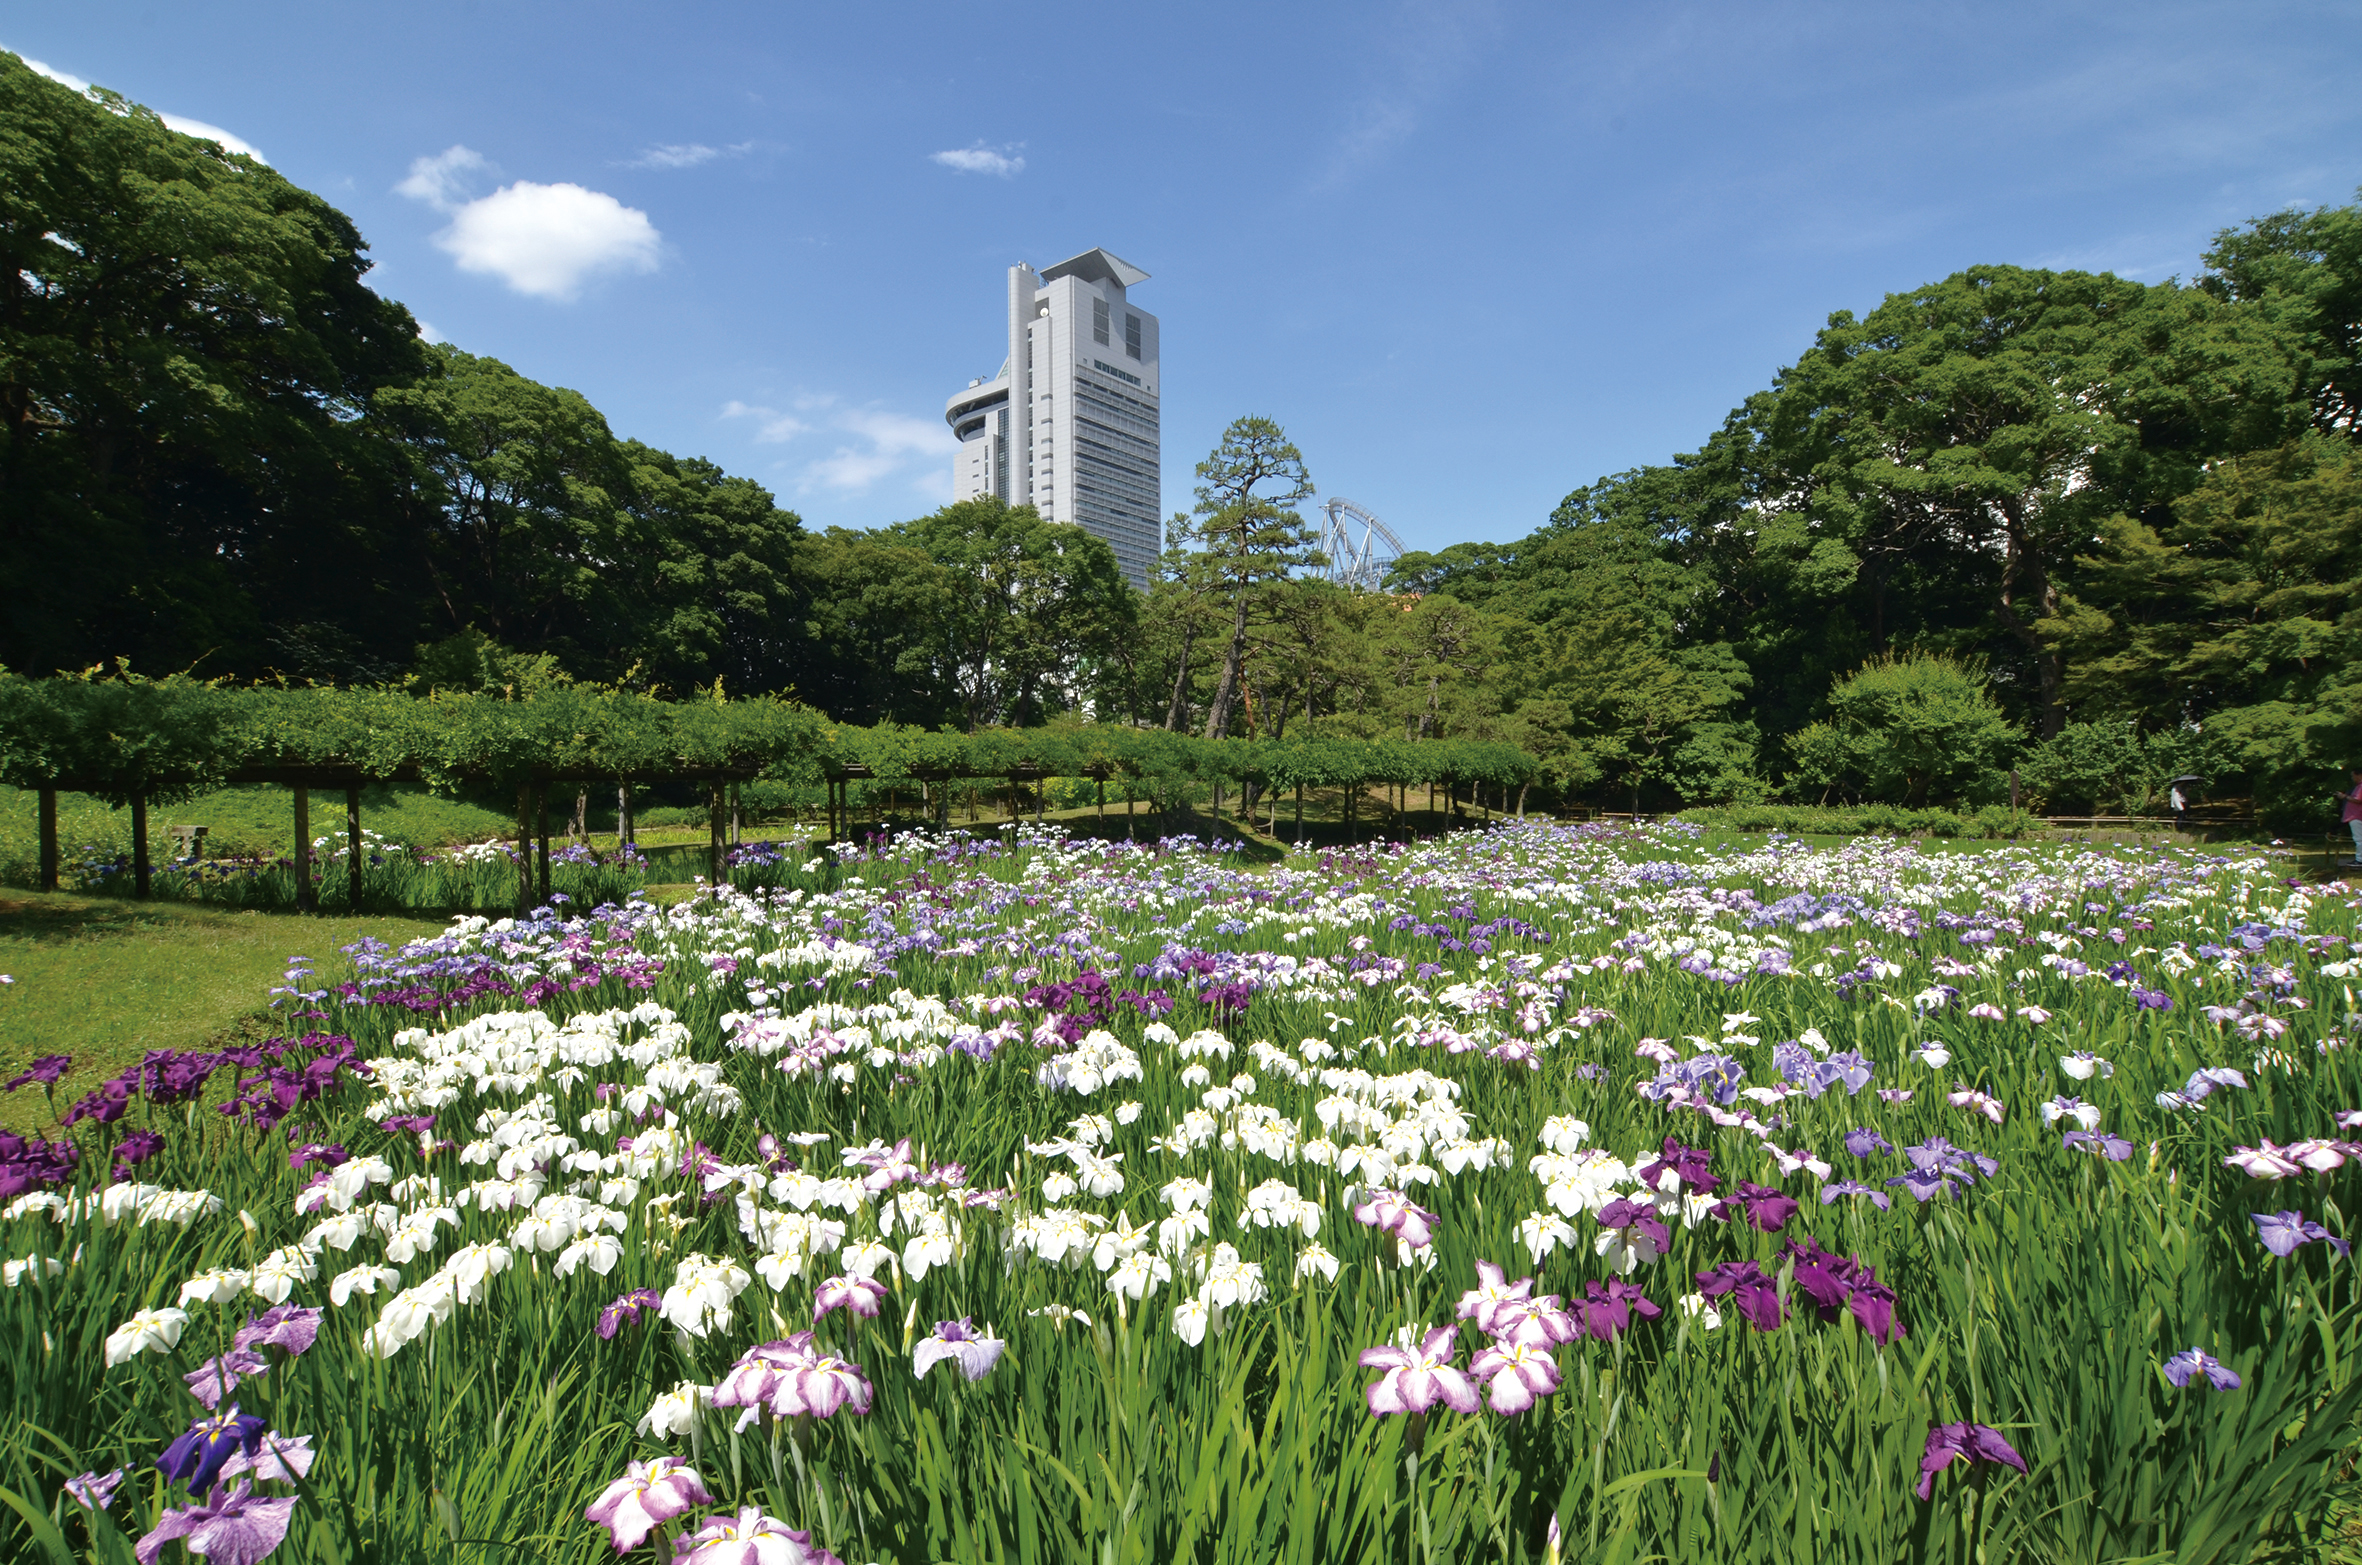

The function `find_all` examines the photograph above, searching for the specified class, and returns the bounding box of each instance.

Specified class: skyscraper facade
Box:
[944,248,1160,589]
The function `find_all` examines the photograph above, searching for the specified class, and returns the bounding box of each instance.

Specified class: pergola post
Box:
[291,786,313,912]
[707,779,725,885]
[346,786,363,908]
[132,789,152,899]
[514,783,533,917]
[37,788,58,892]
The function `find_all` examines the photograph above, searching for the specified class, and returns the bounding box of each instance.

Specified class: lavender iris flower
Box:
[2162,1349,2242,1390]
[1819,1051,1874,1097]
[183,1349,271,1411]
[914,1318,1006,1382]
[1818,1180,1893,1211]
[1915,1422,2027,1500]
[1844,1128,1892,1159]
[1359,1325,1482,1415]
[584,1456,714,1553]
[1468,1341,1562,1414]
[157,1404,268,1499]
[134,1481,297,1565]
[64,1469,125,1511]
[2061,1130,2134,1161]
[1351,1188,1441,1249]
[812,1274,890,1322]
[712,1333,876,1423]
[2252,1210,2351,1258]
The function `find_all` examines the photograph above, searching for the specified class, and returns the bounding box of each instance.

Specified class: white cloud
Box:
[837,409,958,457]
[397,145,662,301]
[808,448,905,491]
[721,400,807,443]
[156,113,266,162]
[15,51,267,162]
[415,319,445,345]
[396,145,492,210]
[800,408,957,494]
[930,143,1025,177]
[627,143,718,170]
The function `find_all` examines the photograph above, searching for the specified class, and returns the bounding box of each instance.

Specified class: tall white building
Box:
[944,248,1160,589]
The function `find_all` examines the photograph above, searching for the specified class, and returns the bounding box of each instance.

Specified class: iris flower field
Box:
[3,821,2358,1564]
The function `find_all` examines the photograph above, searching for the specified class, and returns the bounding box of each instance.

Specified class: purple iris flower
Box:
[1721,1181,1800,1233]
[1635,1137,1719,1194]
[1819,1180,1893,1211]
[2061,1129,2134,1161]
[596,1288,663,1340]
[1695,1261,1784,1332]
[2252,1210,2351,1258]
[111,1130,167,1180]
[157,1404,268,1499]
[914,1318,1006,1382]
[2131,987,2174,1011]
[4,1055,74,1092]
[1595,1198,1671,1256]
[1915,1423,2027,1500]
[134,1481,297,1565]
[2162,1349,2242,1390]
[1571,1278,1661,1342]
[1783,1238,1907,1346]
[1844,1128,1892,1159]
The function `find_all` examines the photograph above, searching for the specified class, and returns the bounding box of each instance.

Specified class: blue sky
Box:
[11,2,2362,554]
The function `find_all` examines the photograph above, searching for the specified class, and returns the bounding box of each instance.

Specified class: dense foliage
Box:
[2,824,2356,1563]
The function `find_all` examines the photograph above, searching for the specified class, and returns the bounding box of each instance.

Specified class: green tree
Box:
[2199,191,2362,443]
[1753,267,2305,735]
[2044,435,2361,827]
[887,496,1135,730]
[0,51,430,677]
[1169,418,1318,739]
[374,346,633,667]
[618,442,806,695]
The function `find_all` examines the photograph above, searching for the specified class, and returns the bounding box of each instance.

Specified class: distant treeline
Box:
[3,52,2354,826]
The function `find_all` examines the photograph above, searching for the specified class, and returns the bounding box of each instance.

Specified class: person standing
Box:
[2345,771,2362,866]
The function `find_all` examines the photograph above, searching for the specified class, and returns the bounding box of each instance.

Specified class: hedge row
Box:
[0,675,1536,807]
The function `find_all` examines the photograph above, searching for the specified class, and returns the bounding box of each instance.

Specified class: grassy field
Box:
[0,891,447,1132]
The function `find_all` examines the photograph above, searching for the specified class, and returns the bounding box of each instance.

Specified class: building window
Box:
[1124,313,1142,359]
[1093,299,1110,346]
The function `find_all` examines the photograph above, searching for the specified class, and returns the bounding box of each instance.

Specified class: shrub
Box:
[1784,654,2020,808]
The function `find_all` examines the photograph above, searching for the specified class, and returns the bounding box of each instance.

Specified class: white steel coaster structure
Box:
[1316,498,1406,591]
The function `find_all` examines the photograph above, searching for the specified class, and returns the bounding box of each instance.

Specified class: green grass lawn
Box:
[0,891,448,1133]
